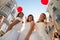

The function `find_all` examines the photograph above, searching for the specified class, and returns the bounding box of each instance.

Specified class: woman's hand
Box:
[25,37,29,40]
[25,21,35,40]
[6,19,20,32]
[30,21,35,27]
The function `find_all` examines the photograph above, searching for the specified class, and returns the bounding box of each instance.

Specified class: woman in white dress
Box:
[18,14,42,40]
[35,13,51,40]
[0,12,24,40]
[18,14,35,40]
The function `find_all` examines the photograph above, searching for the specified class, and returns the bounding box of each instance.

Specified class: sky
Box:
[16,0,50,22]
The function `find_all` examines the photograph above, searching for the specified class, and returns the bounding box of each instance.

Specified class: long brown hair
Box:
[42,13,46,19]
[17,12,24,17]
[37,13,46,22]
[26,14,34,22]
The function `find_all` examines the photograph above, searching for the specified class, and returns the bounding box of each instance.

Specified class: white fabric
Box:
[0,17,23,40]
[30,31,42,40]
[18,22,42,40]
[18,22,30,40]
[55,38,59,40]
[12,17,22,31]
[36,22,51,40]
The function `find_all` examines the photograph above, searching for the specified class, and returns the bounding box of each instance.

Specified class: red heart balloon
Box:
[41,0,48,5]
[17,6,23,12]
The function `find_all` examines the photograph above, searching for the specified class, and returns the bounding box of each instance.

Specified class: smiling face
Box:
[27,14,34,22]
[17,12,24,18]
[39,13,46,22]
[28,16,33,22]
[19,13,24,18]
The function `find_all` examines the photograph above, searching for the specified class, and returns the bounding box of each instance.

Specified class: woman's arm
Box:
[25,21,35,40]
[6,20,20,32]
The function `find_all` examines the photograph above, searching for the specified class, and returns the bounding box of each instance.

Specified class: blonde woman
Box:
[35,13,51,40]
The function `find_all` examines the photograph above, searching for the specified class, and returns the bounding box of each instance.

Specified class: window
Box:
[57,0,59,1]
[53,6,57,12]
[55,13,60,22]
[6,1,14,9]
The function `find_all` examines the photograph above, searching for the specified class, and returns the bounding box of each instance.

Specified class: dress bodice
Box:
[36,22,46,31]
[12,17,23,31]
[22,22,31,37]
[35,22,51,40]
[36,22,46,34]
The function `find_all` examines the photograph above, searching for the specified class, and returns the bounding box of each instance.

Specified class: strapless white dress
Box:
[30,31,42,40]
[0,17,23,40]
[36,22,51,40]
[18,22,31,40]
[18,22,42,40]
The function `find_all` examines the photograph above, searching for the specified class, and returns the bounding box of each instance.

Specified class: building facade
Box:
[47,0,60,39]
[0,0,18,33]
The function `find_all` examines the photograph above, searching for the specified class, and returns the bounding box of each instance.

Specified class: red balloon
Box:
[41,0,48,5]
[17,6,23,12]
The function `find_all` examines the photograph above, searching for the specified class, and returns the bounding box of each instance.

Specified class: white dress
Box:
[18,22,42,40]
[30,30,42,40]
[36,22,51,40]
[55,38,59,40]
[18,22,31,40]
[0,17,23,40]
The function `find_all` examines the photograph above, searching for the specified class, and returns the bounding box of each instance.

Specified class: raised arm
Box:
[6,19,20,32]
[25,21,35,40]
